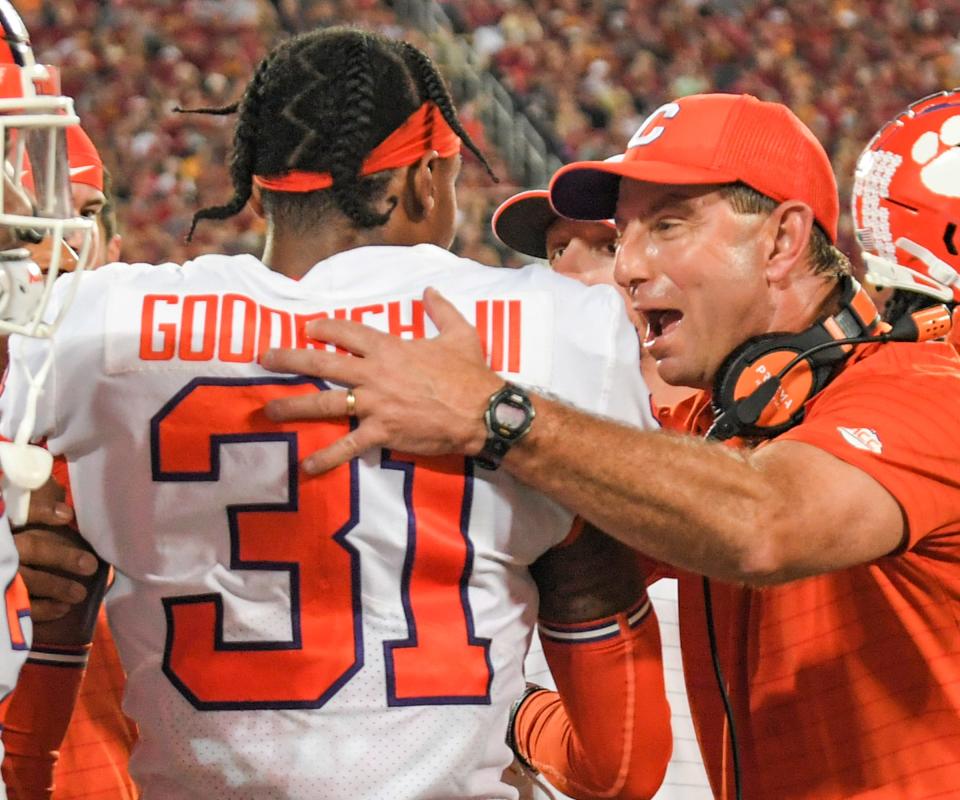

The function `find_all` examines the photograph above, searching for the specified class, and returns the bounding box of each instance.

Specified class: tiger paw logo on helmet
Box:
[852,89,960,304]
[911,113,960,198]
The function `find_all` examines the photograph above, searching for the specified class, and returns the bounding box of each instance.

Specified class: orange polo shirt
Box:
[663,339,960,799]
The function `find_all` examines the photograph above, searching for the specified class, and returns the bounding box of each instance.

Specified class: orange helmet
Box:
[852,89,960,304]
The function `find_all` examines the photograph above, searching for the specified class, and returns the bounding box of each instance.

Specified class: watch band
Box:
[475,383,536,471]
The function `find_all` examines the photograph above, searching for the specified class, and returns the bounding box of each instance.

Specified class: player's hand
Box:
[14,476,97,622]
[262,288,502,473]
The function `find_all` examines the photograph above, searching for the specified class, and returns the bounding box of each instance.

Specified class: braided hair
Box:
[185,27,494,239]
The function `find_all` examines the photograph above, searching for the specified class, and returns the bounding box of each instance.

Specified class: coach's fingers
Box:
[302,422,381,475]
[15,529,99,576]
[265,387,356,423]
[19,566,89,606]
[261,346,368,386]
[423,288,491,360]
[303,318,390,357]
[423,288,470,336]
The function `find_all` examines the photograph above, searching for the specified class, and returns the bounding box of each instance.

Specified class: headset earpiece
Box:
[709,333,837,440]
[708,276,886,441]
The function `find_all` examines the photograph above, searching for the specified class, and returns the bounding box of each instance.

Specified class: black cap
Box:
[491,190,559,260]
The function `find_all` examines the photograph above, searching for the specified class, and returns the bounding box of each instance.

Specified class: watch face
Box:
[494,400,528,432]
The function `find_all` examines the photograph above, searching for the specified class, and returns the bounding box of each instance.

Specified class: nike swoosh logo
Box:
[69,165,96,178]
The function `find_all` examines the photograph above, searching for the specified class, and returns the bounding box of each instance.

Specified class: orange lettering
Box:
[179,295,218,362]
[490,300,505,372]
[508,300,521,373]
[140,295,179,361]
[296,309,346,351]
[219,294,257,363]
[476,301,489,362]
[350,304,384,326]
[388,301,425,340]
[258,304,293,358]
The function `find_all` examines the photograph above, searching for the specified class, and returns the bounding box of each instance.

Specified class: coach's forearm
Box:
[503,395,779,583]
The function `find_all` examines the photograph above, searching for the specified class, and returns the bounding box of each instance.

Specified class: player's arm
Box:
[2,502,110,800]
[509,523,671,800]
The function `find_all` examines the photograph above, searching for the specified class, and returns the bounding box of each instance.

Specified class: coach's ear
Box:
[248,184,265,218]
[402,150,440,222]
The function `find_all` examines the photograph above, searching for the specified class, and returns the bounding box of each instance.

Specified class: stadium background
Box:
[17,0,960,275]
[12,1,958,798]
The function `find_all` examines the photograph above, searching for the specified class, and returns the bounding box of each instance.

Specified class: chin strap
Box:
[0,333,56,526]
[0,441,52,525]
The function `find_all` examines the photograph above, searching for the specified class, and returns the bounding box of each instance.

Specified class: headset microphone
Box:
[707,277,952,442]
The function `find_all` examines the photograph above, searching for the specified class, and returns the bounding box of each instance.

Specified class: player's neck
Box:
[261,226,389,280]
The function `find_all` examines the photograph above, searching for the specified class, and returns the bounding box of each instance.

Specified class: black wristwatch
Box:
[474,383,536,471]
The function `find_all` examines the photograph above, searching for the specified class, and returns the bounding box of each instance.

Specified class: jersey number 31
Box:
[152,378,492,711]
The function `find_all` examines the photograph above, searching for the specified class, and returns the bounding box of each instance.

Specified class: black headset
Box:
[707,275,952,441]
[701,275,952,800]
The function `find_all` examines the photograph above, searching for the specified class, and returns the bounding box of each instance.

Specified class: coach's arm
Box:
[261,289,903,586]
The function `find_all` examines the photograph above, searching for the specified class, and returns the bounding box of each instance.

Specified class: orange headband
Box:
[253,102,461,193]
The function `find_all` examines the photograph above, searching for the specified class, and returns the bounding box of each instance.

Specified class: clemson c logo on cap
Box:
[628,102,681,148]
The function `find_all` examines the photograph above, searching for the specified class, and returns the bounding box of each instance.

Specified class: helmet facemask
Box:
[0,3,95,522]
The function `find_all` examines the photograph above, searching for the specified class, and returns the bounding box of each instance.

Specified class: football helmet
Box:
[852,89,960,304]
[0,1,95,522]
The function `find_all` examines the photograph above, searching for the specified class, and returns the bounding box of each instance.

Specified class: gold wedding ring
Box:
[345,388,357,417]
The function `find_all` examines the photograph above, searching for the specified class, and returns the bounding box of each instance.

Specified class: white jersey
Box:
[0,510,30,800]
[0,244,654,800]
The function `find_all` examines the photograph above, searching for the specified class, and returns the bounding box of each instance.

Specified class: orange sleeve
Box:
[776,345,960,549]
[512,596,672,800]
[53,612,138,800]
[1,646,90,800]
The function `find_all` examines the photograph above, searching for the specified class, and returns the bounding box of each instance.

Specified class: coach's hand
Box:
[14,476,97,622]
[262,288,502,473]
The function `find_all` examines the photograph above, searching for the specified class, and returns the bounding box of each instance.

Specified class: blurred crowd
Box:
[18,0,960,267]
[442,0,960,260]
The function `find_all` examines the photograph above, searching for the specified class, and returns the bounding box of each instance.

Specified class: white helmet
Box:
[0,0,94,335]
[0,1,95,522]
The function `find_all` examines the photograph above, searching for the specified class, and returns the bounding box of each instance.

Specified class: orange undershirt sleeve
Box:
[1,646,90,800]
[512,596,672,800]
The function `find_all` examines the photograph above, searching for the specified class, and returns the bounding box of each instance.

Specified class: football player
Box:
[0,28,672,799]
[2,126,136,800]
[0,2,96,797]
[852,88,960,345]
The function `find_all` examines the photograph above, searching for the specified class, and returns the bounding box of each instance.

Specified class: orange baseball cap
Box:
[493,188,618,260]
[22,124,104,193]
[64,125,104,192]
[550,93,839,242]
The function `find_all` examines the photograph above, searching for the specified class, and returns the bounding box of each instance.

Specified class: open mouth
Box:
[642,309,683,346]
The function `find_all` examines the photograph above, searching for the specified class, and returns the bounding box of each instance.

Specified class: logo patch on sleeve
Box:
[837,426,883,454]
